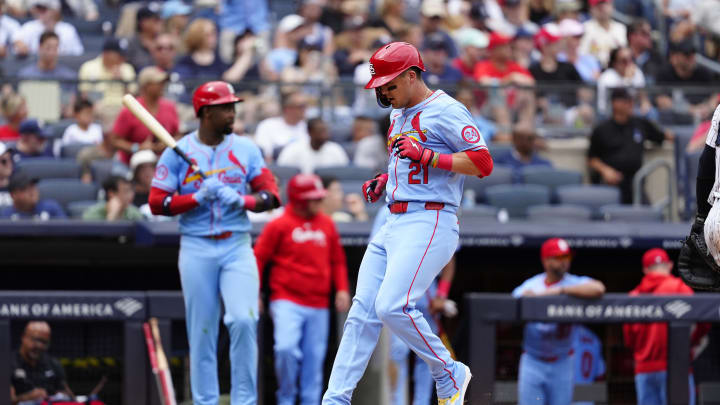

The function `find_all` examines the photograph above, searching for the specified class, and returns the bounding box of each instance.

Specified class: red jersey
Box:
[112,96,179,164]
[452,57,475,79]
[0,125,20,141]
[473,60,532,81]
[623,273,709,374]
[254,206,349,308]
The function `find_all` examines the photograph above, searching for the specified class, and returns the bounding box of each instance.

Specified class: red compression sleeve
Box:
[250,168,281,203]
[465,149,494,177]
[149,187,198,215]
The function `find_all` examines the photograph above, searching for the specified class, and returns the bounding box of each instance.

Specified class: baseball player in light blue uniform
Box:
[148,82,280,405]
[512,238,606,405]
[322,42,494,405]
[572,326,606,405]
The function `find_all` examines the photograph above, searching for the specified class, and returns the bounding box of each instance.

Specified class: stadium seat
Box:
[89,159,131,185]
[464,165,513,203]
[16,158,81,179]
[556,185,621,218]
[459,204,499,221]
[600,204,664,222]
[485,184,551,219]
[521,167,583,201]
[37,179,99,211]
[527,204,592,223]
[487,143,512,159]
[46,119,76,139]
[268,165,300,184]
[67,200,99,218]
[61,143,93,159]
[315,165,376,181]
[339,180,364,196]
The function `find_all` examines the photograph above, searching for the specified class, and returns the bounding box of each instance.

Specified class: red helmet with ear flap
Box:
[192,81,243,116]
[365,42,426,108]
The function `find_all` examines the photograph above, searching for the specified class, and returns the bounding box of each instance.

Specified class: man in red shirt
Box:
[0,93,28,141]
[110,66,179,164]
[254,173,351,405]
[624,248,709,405]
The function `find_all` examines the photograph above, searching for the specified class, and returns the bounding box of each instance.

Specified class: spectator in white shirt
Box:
[12,0,83,57]
[59,98,103,149]
[254,91,310,162]
[579,0,626,67]
[0,0,20,59]
[277,118,349,174]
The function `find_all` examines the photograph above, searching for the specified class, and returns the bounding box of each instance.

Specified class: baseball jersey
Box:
[572,325,606,384]
[704,103,720,206]
[151,132,265,236]
[512,273,593,358]
[384,90,487,208]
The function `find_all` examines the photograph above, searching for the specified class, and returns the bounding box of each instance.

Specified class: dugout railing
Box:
[466,293,720,405]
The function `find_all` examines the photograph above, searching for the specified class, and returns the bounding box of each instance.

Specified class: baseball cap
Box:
[589,0,609,6]
[138,66,168,87]
[18,119,50,137]
[421,0,446,18]
[161,0,192,19]
[642,248,670,268]
[278,14,305,33]
[541,238,572,259]
[488,32,512,50]
[8,170,38,192]
[456,28,489,49]
[130,149,158,171]
[424,32,449,52]
[534,23,562,49]
[559,18,584,37]
[103,37,128,55]
[136,5,160,23]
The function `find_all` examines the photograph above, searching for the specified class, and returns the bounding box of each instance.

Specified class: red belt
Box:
[205,231,233,240]
[389,202,445,214]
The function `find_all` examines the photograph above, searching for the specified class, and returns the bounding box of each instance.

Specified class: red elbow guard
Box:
[251,168,281,204]
[149,187,198,216]
[465,149,493,177]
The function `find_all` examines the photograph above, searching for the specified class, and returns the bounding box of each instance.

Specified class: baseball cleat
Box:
[438,364,472,405]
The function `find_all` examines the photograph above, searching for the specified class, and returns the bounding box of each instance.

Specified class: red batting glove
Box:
[393,136,436,166]
[362,173,388,203]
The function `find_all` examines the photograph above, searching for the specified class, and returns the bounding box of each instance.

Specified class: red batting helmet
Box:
[364,42,425,89]
[287,174,327,208]
[192,81,243,116]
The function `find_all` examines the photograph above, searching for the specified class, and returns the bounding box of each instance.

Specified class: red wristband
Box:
[437,279,451,298]
[243,195,256,210]
[435,153,452,171]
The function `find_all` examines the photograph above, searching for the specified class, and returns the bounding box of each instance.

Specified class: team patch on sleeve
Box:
[461,125,481,144]
[154,164,169,181]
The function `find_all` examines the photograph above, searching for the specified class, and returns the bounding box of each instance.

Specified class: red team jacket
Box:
[623,273,709,374]
[254,206,349,308]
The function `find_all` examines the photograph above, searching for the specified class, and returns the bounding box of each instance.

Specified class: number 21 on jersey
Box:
[408,162,429,184]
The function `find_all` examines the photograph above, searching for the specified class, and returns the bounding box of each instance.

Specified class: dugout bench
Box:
[466,293,720,405]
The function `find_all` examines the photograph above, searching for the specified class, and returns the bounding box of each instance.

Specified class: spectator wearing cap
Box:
[512,26,537,69]
[452,28,489,79]
[588,88,672,204]
[580,0,627,67]
[627,19,662,84]
[419,0,458,58]
[512,237,605,405]
[11,0,82,57]
[277,118,348,174]
[126,5,162,71]
[82,175,142,221]
[218,0,269,62]
[596,47,649,117]
[162,0,192,49]
[13,119,53,162]
[0,0,20,58]
[149,32,178,72]
[261,14,311,81]
[129,149,156,207]
[0,141,13,207]
[0,170,66,219]
[111,66,178,165]
[78,37,136,126]
[254,91,309,163]
[554,0,583,22]
[655,39,717,123]
[0,92,27,141]
[624,247,708,405]
[557,18,602,83]
[422,32,463,89]
[474,32,536,129]
[494,125,552,182]
[58,98,102,152]
[281,39,337,98]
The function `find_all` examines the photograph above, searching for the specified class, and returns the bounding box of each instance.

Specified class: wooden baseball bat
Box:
[121,94,206,179]
[149,318,177,405]
[143,322,166,405]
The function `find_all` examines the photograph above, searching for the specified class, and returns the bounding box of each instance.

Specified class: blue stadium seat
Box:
[67,199,99,218]
[37,179,99,211]
[16,158,81,179]
[89,159,130,185]
[527,204,592,223]
[487,143,512,159]
[600,204,664,222]
[557,185,621,218]
[46,119,76,139]
[315,165,376,181]
[464,165,513,203]
[268,165,300,184]
[339,180,364,196]
[521,167,583,202]
[61,143,93,159]
[485,184,551,219]
[459,204,499,221]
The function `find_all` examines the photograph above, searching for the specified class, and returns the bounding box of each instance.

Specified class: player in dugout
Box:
[512,237,606,405]
[148,81,280,404]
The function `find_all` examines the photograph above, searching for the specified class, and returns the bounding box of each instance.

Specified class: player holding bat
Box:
[148,81,281,404]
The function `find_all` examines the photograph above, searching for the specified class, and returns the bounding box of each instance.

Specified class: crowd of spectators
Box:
[0,0,716,222]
